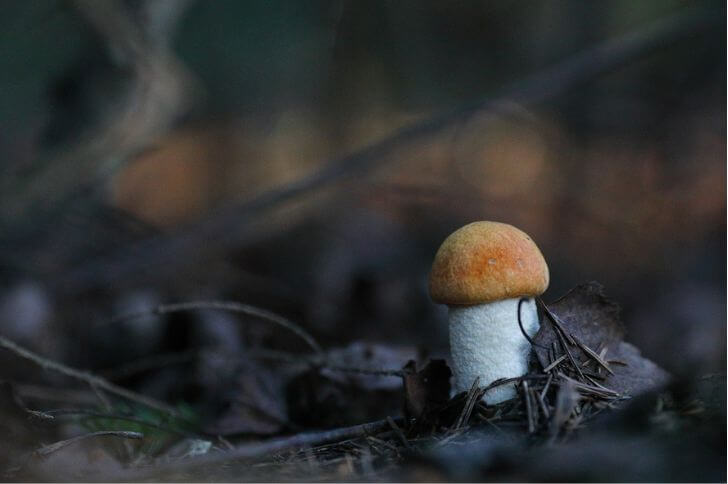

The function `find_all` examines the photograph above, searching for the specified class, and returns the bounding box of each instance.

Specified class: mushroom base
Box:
[448,297,539,404]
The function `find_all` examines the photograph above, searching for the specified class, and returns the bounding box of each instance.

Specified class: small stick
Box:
[387,417,412,450]
[548,379,578,443]
[366,436,398,454]
[522,381,534,434]
[540,373,553,401]
[573,335,614,375]
[542,355,567,373]
[476,411,507,437]
[34,431,143,457]
[528,387,540,430]
[0,334,183,419]
[453,377,481,431]
[481,374,549,391]
[584,375,616,393]
[90,382,113,412]
[107,300,323,356]
[554,327,585,380]
[557,373,620,398]
[535,388,551,419]
[581,370,607,381]
[598,346,608,360]
[537,299,576,346]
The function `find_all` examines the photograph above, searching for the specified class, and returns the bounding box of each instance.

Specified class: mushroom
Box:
[429,221,549,403]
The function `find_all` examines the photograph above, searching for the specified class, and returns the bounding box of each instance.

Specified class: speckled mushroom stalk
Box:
[429,221,549,404]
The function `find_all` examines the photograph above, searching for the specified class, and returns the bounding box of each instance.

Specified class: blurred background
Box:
[0,0,724,429]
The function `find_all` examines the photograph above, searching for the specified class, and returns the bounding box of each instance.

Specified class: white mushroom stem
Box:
[448,297,539,404]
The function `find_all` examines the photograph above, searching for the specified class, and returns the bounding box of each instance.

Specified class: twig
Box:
[476,410,508,438]
[555,328,585,380]
[538,299,576,346]
[452,377,482,431]
[0,334,185,419]
[483,374,549,392]
[114,417,400,480]
[535,388,551,420]
[522,381,535,434]
[34,431,144,457]
[573,335,614,375]
[557,373,620,398]
[542,355,567,373]
[548,379,578,443]
[107,300,323,356]
[387,416,412,450]
[62,7,716,294]
[529,388,541,430]
[538,302,586,380]
[540,373,553,401]
[365,436,398,454]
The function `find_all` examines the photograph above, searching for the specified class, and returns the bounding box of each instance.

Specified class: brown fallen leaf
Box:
[203,357,289,436]
[534,282,670,397]
[402,359,452,421]
[286,343,420,429]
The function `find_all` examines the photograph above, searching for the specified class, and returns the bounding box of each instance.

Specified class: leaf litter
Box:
[5,282,716,482]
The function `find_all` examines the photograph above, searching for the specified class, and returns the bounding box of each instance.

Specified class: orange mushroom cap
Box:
[429,221,549,305]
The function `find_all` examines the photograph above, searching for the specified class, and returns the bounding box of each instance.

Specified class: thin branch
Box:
[573,334,615,375]
[542,355,567,373]
[539,373,553,401]
[556,373,621,398]
[0,334,185,419]
[452,377,482,431]
[34,430,144,458]
[115,417,400,480]
[107,300,323,356]
[61,6,716,293]
[386,416,412,450]
[522,381,535,434]
[538,298,585,380]
[0,0,194,230]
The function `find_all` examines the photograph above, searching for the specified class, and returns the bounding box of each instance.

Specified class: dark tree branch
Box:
[0,334,185,418]
[60,6,716,293]
[0,0,195,235]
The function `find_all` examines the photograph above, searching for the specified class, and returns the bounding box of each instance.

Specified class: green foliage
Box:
[78,401,201,457]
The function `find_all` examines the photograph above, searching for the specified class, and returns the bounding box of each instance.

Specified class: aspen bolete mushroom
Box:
[429,221,549,403]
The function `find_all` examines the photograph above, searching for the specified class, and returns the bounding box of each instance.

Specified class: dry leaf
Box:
[534,282,670,397]
[402,359,452,420]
